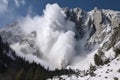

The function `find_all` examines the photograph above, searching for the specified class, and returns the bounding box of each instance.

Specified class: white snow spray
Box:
[19,3,76,68]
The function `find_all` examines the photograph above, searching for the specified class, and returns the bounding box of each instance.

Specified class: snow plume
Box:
[19,3,76,68]
[0,0,8,14]
[14,0,25,7]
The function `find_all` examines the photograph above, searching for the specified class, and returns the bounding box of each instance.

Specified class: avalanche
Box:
[11,3,77,69]
[1,3,120,80]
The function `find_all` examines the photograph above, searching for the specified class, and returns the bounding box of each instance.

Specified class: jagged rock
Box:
[0,22,25,44]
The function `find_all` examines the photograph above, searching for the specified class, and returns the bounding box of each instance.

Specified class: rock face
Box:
[0,22,25,44]
[63,7,120,54]
[18,31,39,56]
[63,8,87,39]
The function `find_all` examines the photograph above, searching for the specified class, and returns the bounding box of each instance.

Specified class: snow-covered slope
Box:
[0,3,120,80]
[0,22,25,44]
[49,55,120,80]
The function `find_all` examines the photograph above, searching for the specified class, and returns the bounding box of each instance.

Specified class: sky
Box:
[0,0,120,27]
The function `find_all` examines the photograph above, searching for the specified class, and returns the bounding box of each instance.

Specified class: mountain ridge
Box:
[0,4,120,80]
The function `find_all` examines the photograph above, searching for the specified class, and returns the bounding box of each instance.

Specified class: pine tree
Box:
[15,68,25,80]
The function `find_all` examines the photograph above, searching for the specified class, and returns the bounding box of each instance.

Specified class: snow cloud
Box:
[19,3,76,68]
[0,0,8,14]
[14,0,25,7]
[3,0,8,4]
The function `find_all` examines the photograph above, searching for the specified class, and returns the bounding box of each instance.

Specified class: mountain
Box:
[0,3,120,80]
[0,22,25,44]
[0,36,76,80]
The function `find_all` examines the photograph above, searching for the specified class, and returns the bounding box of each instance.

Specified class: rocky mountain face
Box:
[0,7,120,80]
[0,22,25,44]
[64,7,120,47]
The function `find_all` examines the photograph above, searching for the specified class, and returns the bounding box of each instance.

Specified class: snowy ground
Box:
[48,55,120,80]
